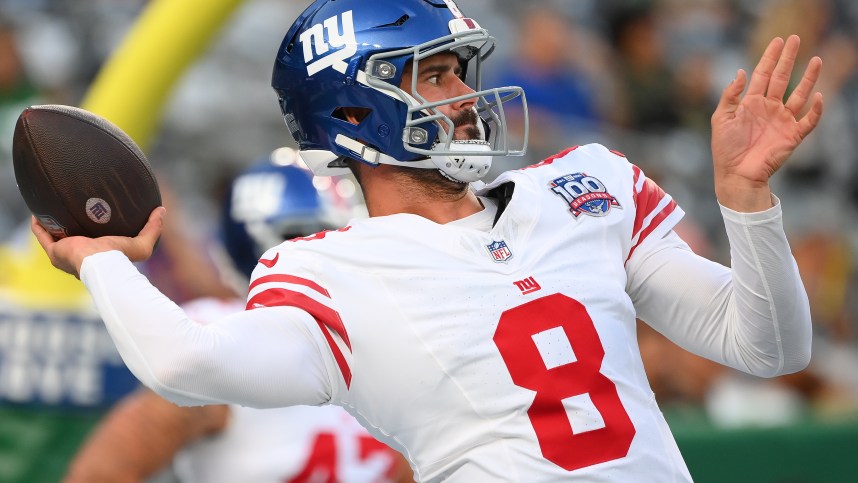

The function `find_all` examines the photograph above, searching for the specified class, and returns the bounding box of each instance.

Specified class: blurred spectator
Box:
[0,17,42,236]
[605,2,681,133]
[751,0,858,218]
[791,230,858,416]
[488,5,605,165]
[793,231,855,342]
[0,19,37,104]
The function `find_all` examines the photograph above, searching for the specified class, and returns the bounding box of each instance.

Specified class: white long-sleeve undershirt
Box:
[83,261,333,408]
[81,200,811,408]
[626,200,811,377]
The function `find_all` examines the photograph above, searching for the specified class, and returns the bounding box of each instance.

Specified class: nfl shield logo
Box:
[486,240,513,262]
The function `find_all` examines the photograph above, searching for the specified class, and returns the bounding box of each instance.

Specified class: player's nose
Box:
[449,76,477,111]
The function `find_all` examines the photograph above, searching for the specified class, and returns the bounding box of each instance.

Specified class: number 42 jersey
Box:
[248,144,692,482]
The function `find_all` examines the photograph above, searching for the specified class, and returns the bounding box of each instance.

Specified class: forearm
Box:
[717,198,812,374]
[64,389,228,483]
[80,251,333,408]
[629,199,811,376]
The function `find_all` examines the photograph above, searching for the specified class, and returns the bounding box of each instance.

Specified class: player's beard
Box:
[396,108,483,197]
[348,108,482,201]
[390,162,469,200]
[452,107,482,141]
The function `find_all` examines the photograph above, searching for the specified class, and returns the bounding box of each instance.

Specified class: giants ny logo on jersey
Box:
[486,240,513,262]
[513,276,541,295]
[300,10,357,76]
[550,173,621,218]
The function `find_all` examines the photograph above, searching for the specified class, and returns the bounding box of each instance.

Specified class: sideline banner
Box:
[0,0,246,409]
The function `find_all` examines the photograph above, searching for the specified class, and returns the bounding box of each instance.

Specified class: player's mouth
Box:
[452,108,482,141]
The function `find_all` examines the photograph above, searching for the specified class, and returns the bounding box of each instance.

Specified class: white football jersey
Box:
[247,144,690,482]
[172,297,403,483]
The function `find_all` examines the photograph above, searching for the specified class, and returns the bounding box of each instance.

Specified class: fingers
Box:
[128,206,165,261]
[765,35,800,101]
[31,216,56,251]
[138,206,166,240]
[747,37,785,97]
[714,69,747,117]
[785,56,822,116]
[797,92,824,139]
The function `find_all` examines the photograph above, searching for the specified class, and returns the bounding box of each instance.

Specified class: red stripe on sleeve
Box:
[626,199,679,263]
[631,165,642,191]
[631,176,667,239]
[246,288,351,350]
[249,274,330,298]
[246,288,353,388]
[317,323,352,388]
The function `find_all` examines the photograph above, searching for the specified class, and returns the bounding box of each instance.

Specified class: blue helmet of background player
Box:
[221,149,355,279]
[271,0,529,183]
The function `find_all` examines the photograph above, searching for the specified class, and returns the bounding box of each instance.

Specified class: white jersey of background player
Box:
[39,0,822,482]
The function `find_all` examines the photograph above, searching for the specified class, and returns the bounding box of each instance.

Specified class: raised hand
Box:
[32,206,166,278]
[711,35,824,212]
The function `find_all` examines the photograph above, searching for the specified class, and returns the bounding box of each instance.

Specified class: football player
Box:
[63,155,412,482]
[36,1,822,481]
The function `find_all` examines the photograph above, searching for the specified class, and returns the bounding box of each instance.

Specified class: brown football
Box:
[12,104,161,239]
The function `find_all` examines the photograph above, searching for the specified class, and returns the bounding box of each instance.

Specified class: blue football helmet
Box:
[272,0,528,183]
[221,149,354,278]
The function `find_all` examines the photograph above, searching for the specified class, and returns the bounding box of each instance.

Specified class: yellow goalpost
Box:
[0,0,245,309]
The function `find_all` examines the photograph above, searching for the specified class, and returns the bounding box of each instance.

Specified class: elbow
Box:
[778,342,812,376]
[147,366,187,402]
[746,340,812,379]
[139,361,189,404]
[769,310,814,377]
[742,301,814,378]
[137,347,215,406]
[774,289,813,375]
[745,365,785,379]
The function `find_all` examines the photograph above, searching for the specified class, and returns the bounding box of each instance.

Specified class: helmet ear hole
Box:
[283,25,301,54]
[332,107,372,126]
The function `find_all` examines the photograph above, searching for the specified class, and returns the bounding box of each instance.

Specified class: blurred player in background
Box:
[63,150,411,483]
[35,0,822,481]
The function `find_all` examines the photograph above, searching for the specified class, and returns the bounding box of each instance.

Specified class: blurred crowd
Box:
[2,0,858,428]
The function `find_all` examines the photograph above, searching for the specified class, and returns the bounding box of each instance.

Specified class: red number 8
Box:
[493,293,635,471]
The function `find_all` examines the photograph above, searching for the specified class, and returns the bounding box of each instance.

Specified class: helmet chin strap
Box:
[429,113,493,183]
[429,140,493,183]
[334,134,492,183]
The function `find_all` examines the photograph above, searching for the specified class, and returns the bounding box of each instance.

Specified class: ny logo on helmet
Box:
[300,10,357,76]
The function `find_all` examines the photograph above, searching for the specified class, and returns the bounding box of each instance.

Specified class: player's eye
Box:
[426,74,441,86]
